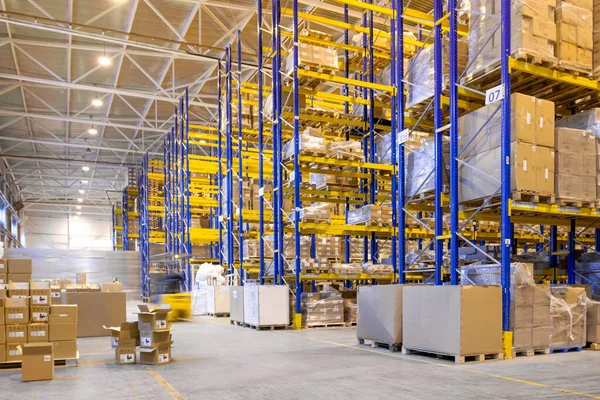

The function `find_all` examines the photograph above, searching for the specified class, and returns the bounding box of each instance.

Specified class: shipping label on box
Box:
[115,347,137,365]
[6,325,27,343]
[140,330,170,348]
[31,306,49,322]
[28,323,48,343]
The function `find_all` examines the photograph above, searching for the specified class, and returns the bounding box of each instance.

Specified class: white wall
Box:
[23,212,112,250]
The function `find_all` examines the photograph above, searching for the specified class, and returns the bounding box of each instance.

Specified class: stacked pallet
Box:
[301,289,344,328]
[550,286,587,351]
[556,0,593,74]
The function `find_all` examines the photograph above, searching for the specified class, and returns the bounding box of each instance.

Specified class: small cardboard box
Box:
[76,273,86,284]
[5,297,29,325]
[115,346,137,365]
[140,330,170,349]
[0,259,7,273]
[49,323,77,342]
[0,344,5,362]
[31,305,50,322]
[28,323,48,343]
[532,325,551,348]
[514,326,533,349]
[139,342,172,365]
[20,343,54,382]
[104,322,139,348]
[8,282,29,298]
[30,282,51,305]
[101,283,122,293]
[53,341,77,359]
[0,273,6,284]
[6,343,21,362]
[0,324,4,344]
[6,324,27,343]
[49,304,78,324]
[8,273,32,283]
[137,305,171,332]
[7,259,32,274]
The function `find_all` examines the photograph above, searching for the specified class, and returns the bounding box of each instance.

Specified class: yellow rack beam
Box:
[509,58,600,91]
[297,70,395,93]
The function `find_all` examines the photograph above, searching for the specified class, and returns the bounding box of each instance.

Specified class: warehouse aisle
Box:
[0,305,599,399]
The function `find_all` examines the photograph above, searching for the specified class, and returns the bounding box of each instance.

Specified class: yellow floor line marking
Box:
[145,366,185,400]
[280,332,600,399]
[129,384,137,394]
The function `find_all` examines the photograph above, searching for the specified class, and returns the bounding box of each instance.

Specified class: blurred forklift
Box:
[150,263,192,321]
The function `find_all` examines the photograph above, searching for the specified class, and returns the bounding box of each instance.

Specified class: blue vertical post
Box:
[368,3,378,263]
[449,0,459,285]
[272,0,283,285]
[292,0,303,327]
[257,0,266,285]
[361,12,369,264]
[595,228,600,252]
[536,225,544,252]
[433,0,443,285]
[397,0,406,284]
[500,0,512,333]
[184,90,192,290]
[122,189,128,251]
[217,62,224,267]
[344,4,351,266]
[226,48,235,276]
[237,32,245,285]
[568,219,576,284]
[390,0,397,278]
[550,225,557,282]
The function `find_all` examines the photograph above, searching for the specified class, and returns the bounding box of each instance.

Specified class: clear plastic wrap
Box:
[285,41,339,75]
[331,263,363,275]
[296,202,330,224]
[363,262,393,275]
[555,108,600,138]
[576,257,600,300]
[406,137,449,198]
[550,286,588,350]
[315,236,341,259]
[347,204,392,226]
[466,0,556,78]
[283,133,327,160]
[327,140,364,161]
[556,2,593,73]
[301,287,344,327]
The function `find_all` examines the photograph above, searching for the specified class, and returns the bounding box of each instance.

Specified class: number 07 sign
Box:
[485,83,505,105]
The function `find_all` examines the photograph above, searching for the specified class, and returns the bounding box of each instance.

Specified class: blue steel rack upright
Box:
[139,153,151,300]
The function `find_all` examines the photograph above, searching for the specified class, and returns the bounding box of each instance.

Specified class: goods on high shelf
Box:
[554,128,596,204]
[556,0,593,74]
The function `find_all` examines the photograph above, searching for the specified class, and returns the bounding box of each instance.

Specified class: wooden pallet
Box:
[550,346,583,354]
[358,338,401,352]
[207,312,230,318]
[461,190,555,209]
[513,348,550,357]
[345,321,357,327]
[244,323,288,331]
[305,322,346,329]
[401,347,503,364]
[586,343,600,351]
[557,61,593,77]
[230,320,244,327]
[555,199,597,209]
[0,352,80,369]
[302,268,331,275]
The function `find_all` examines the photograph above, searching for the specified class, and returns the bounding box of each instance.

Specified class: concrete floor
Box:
[2,303,600,399]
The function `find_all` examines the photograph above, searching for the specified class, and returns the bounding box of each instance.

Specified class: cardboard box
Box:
[49,304,78,324]
[8,273,32,283]
[534,284,551,305]
[30,281,51,305]
[49,323,77,342]
[0,345,5,362]
[403,286,502,356]
[535,146,555,195]
[139,342,172,365]
[586,302,600,343]
[65,292,126,337]
[140,330,170,349]
[356,285,403,345]
[511,93,536,145]
[513,306,534,328]
[532,325,551,348]
[0,273,6,284]
[532,305,551,327]
[555,128,596,154]
[27,323,48,343]
[53,340,77,359]
[137,305,171,332]
[0,325,4,344]
[8,282,29,298]
[104,322,139,348]
[76,273,86,284]
[6,343,21,362]
[535,98,555,148]
[6,324,27,343]
[101,283,122,293]
[514,327,533,349]
[556,174,597,201]
[0,259,7,273]
[115,346,137,365]
[514,286,534,307]
[7,259,32,274]
[5,297,29,325]
[31,305,50,322]
[21,343,54,382]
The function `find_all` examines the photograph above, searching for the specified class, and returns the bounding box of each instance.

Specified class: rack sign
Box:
[398,129,410,144]
[485,84,505,105]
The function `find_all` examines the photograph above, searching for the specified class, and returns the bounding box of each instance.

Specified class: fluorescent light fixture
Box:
[78,189,85,194]
[98,56,111,66]
[91,97,103,107]
[81,180,88,184]
[82,165,90,172]
[77,198,83,203]
[76,212,82,216]
[88,127,98,135]
[76,205,82,210]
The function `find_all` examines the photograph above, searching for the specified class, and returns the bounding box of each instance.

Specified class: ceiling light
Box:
[78,189,85,194]
[77,198,83,203]
[88,127,98,135]
[76,205,82,210]
[98,56,111,66]
[81,180,88,184]
[76,212,82,216]
[82,165,90,172]
[91,97,103,107]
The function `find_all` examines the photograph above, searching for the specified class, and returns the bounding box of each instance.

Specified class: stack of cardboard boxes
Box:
[587,301,600,347]
[8,259,32,283]
[459,93,555,203]
[107,322,140,365]
[554,128,597,203]
[49,305,78,360]
[137,305,173,365]
[556,0,593,73]
[550,286,587,350]
[512,284,552,352]
[301,291,344,327]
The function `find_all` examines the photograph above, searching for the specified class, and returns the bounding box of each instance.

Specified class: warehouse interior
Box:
[2,0,600,398]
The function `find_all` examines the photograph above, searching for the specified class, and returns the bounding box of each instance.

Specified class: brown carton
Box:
[563,0,592,9]
[0,259,7,273]
[31,305,50,323]
[140,330,171,349]
[104,322,139,348]
[555,128,596,154]
[511,93,536,144]
[513,306,534,328]
[65,292,126,337]
[8,273,32,283]
[6,343,21,362]
[0,345,5,362]
[76,273,86,284]
[532,305,551,327]
[27,323,48,343]
[0,273,6,284]
[101,283,122,293]
[534,284,551,305]
[139,342,172,365]
[535,146,555,194]
[532,326,551,348]
[514,327,533,349]
[6,324,27,343]
[53,341,77,359]
[8,282,29,298]
[137,305,171,332]
[514,287,534,306]
[30,282,51,306]
[49,305,78,324]
[514,143,537,191]
[5,297,29,325]
[535,98,555,148]
[0,325,4,344]
[50,286,61,304]
[49,323,77,342]
[115,346,137,365]
[586,302,600,343]
[7,259,32,274]
[20,343,54,382]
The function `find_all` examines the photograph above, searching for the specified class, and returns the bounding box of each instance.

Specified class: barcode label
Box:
[51,292,61,298]
[8,313,23,320]
[120,354,135,363]
[9,350,19,356]
[141,337,152,346]
[156,320,167,329]
[31,331,46,337]
[159,354,169,363]
[33,296,48,305]
[44,356,51,362]
[9,332,24,337]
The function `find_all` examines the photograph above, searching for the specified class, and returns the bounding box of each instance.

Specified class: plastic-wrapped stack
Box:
[550,286,587,350]
[298,203,331,224]
[406,137,449,198]
[556,0,593,74]
[554,128,596,203]
[315,236,341,259]
[301,287,344,327]
[466,0,556,77]
[348,204,392,226]
[283,127,327,160]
